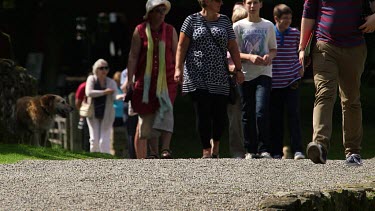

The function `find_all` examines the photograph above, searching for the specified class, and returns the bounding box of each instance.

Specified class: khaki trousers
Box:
[312,41,366,155]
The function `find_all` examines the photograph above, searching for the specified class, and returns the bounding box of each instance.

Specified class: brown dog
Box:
[15,94,74,146]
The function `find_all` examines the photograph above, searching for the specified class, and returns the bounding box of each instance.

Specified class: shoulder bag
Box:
[79,96,93,118]
[200,14,237,105]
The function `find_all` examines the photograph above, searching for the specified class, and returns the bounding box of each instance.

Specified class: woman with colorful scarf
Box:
[121,0,178,159]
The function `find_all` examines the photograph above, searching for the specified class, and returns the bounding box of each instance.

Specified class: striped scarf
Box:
[143,22,172,122]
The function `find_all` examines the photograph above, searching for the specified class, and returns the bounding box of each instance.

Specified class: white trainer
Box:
[294,152,306,160]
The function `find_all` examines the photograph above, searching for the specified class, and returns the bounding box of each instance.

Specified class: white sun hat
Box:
[143,0,171,19]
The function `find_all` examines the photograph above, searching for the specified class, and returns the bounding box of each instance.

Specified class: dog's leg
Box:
[42,130,51,147]
[33,131,41,146]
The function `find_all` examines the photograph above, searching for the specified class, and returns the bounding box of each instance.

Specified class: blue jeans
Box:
[239,75,271,154]
[270,82,303,156]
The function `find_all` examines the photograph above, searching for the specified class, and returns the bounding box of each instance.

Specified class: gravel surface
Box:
[1,158,374,210]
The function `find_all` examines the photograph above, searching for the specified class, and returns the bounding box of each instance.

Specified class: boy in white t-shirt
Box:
[233,0,277,159]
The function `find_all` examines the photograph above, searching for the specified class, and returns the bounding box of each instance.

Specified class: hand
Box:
[299,68,305,78]
[235,71,245,84]
[298,50,305,65]
[174,68,183,84]
[116,94,125,100]
[104,88,114,95]
[262,54,272,66]
[359,14,375,33]
[249,54,265,65]
[121,79,134,93]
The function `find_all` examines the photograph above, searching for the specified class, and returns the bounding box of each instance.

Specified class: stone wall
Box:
[0,59,37,143]
[259,182,375,210]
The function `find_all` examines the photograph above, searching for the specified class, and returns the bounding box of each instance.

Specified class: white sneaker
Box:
[294,152,305,160]
[260,152,272,159]
[245,153,256,159]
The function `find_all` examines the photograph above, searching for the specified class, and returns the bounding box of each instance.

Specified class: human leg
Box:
[211,93,228,157]
[153,109,174,159]
[270,88,285,157]
[191,90,213,157]
[126,114,138,159]
[86,117,100,152]
[254,75,272,156]
[137,114,156,159]
[227,86,246,158]
[240,81,258,154]
[338,44,366,156]
[307,41,340,164]
[160,132,173,158]
[147,137,159,158]
[135,123,147,159]
[82,117,90,152]
[311,41,340,152]
[99,120,112,154]
[285,84,303,154]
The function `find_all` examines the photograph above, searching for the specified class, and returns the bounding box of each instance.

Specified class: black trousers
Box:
[190,89,228,149]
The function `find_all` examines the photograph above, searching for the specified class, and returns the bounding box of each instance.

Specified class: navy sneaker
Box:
[345,154,363,166]
[306,142,327,164]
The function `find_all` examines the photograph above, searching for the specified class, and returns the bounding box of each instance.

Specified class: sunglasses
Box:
[150,7,167,15]
[98,66,109,71]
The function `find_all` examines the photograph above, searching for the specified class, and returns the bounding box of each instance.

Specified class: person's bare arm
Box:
[121,28,141,93]
[75,99,82,110]
[299,18,315,65]
[359,13,375,33]
[174,32,190,83]
[172,27,178,62]
[227,39,244,84]
[262,49,277,66]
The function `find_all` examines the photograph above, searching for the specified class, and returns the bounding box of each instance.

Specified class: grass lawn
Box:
[0,144,117,164]
[171,81,375,160]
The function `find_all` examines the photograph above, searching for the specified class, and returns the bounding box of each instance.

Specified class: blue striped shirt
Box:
[272,27,301,88]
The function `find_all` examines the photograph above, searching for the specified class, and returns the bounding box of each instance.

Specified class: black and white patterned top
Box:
[181,13,235,96]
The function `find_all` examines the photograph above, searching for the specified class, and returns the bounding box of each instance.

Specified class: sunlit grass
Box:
[0,144,117,164]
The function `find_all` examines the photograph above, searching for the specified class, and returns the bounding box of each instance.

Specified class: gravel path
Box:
[1,158,374,210]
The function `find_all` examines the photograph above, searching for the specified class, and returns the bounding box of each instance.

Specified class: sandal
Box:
[160,149,173,159]
[211,154,219,158]
[201,155,212,159]
[146,155,159,159]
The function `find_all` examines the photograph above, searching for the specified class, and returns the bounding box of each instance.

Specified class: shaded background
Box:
[0,0,304,94]
[1,0,375,159]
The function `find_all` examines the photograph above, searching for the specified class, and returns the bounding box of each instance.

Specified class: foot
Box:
[306,142,327,164]
[345,153,362,166]
[273,154,282,159]
[160,149,173,159]
[211,154,219,158]
[211,140,220,157]
[260,152,272,159]
[245,153,259,159]
[202,148,211,159]
[145,154,159,159]
[294,152,305,160]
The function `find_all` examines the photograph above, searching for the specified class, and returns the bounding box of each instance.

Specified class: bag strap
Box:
[199,13,230,73]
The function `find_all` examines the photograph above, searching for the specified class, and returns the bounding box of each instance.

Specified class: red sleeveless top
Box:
[132,22,177,115]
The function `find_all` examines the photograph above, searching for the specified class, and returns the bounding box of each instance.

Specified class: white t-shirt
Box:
[233,18,277,81]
